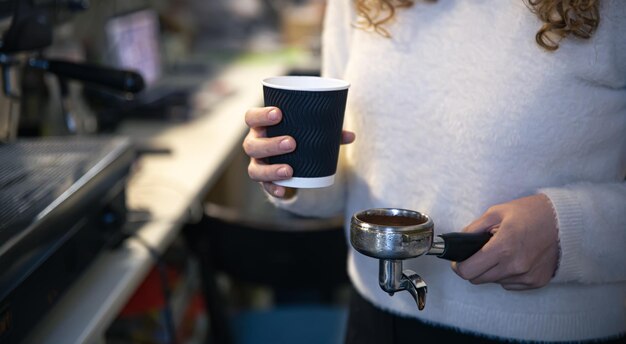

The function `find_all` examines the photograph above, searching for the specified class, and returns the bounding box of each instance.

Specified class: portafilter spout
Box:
[350,208,491,310]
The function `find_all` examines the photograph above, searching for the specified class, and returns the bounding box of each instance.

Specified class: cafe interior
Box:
[0,0,349,343]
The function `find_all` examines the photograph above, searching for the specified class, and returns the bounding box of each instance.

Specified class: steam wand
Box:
[27,58,145,133]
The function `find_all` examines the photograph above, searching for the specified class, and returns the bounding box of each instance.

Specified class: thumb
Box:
[462,208,501,233]
[341,130,356,144]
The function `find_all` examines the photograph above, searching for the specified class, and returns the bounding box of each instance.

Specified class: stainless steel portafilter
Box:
[350,208,492,310]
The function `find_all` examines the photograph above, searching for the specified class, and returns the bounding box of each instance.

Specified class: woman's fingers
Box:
[243,134,296,159]
[500,284,529,291]
[262,182,287,198]
[244,106,353,201]
[452,227,500,281]
[452,253,498,281]
[342,130,356,144]
[248,158,293,182]
[245,107,282,129]
[244,106,298,200]
[452,208,503,281]
[462,208,501,233]
[242,106,297,160]
[468,263,512,285]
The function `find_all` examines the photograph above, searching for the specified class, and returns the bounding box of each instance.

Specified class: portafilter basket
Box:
[350,208,491,310]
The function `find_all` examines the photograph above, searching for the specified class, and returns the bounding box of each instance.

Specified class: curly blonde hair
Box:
[354,0,600,51]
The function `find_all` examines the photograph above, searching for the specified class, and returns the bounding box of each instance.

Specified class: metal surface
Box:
[0,137,124,238]
[427,236,445,256]
[401,269,427,310]
[379,259,403,295]
[350,208,434,310]
[0,136,133,272]
[350,208,434,260]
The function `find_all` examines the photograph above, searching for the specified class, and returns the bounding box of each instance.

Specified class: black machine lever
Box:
[28,58,145,94]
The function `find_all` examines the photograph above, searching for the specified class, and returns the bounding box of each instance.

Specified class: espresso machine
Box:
[0,0,144,141]
[0,1,145,342]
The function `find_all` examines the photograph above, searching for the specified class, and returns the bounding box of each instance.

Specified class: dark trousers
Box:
[344,288,625,344]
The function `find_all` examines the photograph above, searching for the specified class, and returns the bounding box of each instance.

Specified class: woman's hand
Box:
[243,106,355,198]
[452,194,560,290]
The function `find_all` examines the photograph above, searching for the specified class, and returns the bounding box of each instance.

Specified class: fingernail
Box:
[268,109,278,121]
[278,167,291,178]
[279,138,293,151]
[274,187,284,197]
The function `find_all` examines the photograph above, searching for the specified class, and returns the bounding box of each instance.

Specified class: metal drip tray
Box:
[0,136,135,284]
[0,138,130,242]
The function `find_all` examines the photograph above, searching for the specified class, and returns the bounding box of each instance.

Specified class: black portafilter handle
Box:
[28,58,145,93]
[435,232,493,262]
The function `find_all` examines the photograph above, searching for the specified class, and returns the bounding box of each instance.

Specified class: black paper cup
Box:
[263,76,350,188]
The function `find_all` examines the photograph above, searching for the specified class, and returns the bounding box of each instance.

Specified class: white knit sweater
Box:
[271,0,626,341]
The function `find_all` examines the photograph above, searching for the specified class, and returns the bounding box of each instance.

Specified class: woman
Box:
[243,0,626,342]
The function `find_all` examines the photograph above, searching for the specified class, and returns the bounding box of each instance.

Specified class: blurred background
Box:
[2,0,326,138]
[0,1,350,344]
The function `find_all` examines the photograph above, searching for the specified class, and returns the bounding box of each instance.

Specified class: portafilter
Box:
[350,208,492,310]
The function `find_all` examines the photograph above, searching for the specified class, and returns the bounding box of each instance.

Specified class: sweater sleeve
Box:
[539,181,626,284]
[267,0,354,218]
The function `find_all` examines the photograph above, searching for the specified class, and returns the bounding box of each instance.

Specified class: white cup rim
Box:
[262,76,350,92]
[273,175,335,188]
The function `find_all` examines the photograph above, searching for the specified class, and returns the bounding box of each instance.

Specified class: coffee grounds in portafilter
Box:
[358,214,427,227]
